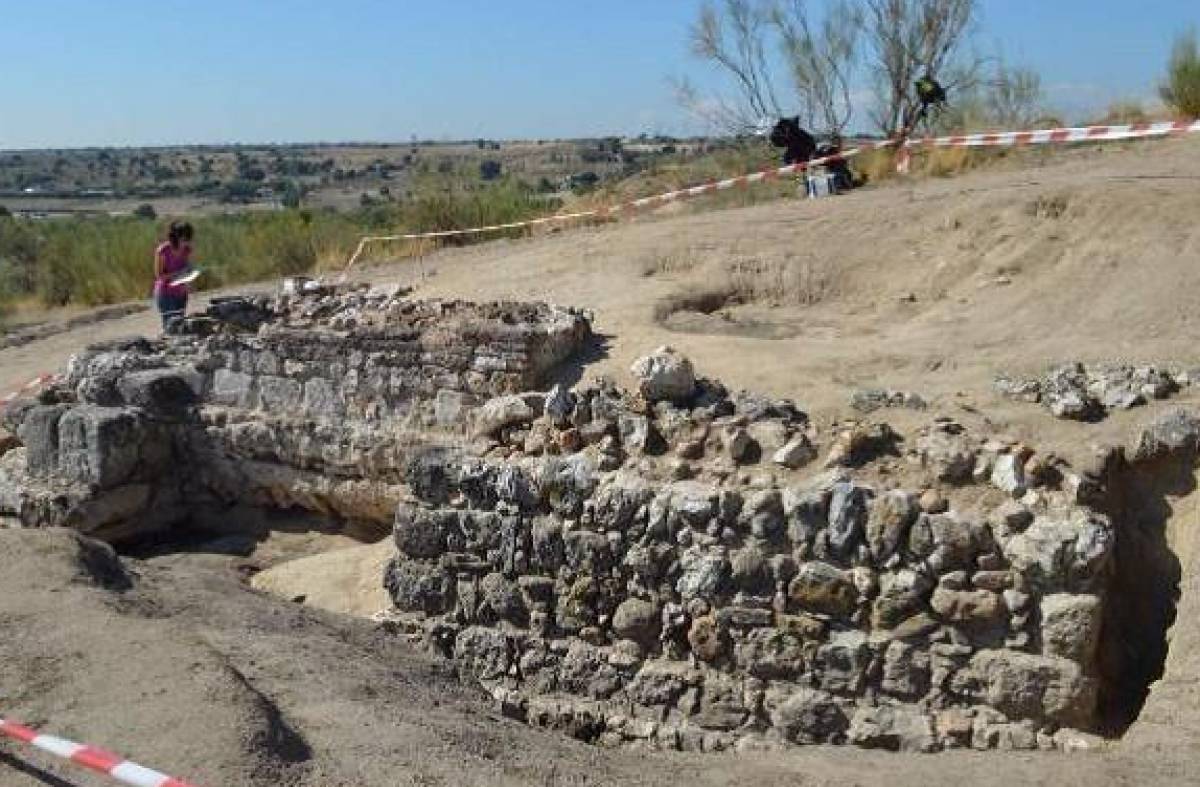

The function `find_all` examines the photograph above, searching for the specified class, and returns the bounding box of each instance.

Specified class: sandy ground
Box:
[0,530,1189,787]
[3,136,1200,785]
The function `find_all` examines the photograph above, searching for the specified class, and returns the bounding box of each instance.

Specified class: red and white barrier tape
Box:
[338,118,1199,272]
[0,717,198,787]
[0,373,56,409]
[899,118,1200,149]
[340,146,859,272]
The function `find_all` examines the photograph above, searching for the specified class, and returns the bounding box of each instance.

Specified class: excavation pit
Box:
[0,287,1193,755]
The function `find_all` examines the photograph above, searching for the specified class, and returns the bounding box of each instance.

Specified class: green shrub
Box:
[0,180,553,309]
[1161,29,1200,118]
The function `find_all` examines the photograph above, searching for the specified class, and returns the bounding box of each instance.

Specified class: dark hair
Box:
[167,221,194,248]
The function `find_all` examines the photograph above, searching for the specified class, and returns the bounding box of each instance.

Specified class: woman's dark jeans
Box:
[156,291,188,331]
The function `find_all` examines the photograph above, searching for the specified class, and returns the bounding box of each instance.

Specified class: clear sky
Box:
[0,0,1195,149]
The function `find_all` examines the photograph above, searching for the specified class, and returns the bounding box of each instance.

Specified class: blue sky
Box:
[0,1,1194,148]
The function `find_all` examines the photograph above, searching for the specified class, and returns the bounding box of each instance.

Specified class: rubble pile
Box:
[380,347,1118,753]
[995,362,1191,421]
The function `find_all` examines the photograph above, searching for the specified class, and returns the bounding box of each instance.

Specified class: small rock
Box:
[687,615,728,662]
[724,427,756,464]
[788,561,858,618]
[772,434,817,469]
[558,428,582,453]
[991,452,1027,497]
[545,384,576,427]
[866,490,917,562]
[931,587,1006,628]
[918,488,948,514]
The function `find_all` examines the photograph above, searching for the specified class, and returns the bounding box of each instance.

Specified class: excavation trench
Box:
[1092,452,1193,735]
[0,287,1195,754]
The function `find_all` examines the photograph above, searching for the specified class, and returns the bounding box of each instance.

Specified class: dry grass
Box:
[722,254,839,306]
[637,247,704,278]
[653,252,840,325]
[855,147,900,185]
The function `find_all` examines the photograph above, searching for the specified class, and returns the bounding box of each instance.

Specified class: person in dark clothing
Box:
[768,117,817,166]
[910,73,948,130]
[815,134,854,191]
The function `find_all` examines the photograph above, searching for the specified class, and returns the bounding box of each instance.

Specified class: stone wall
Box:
[380,349,1118,753]
[0,287,591,539]
[0,292,1185,756]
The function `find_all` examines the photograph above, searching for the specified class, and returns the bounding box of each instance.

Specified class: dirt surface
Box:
[3,136,1200,784]
[0,528,1189,787]
[249,539,395,619]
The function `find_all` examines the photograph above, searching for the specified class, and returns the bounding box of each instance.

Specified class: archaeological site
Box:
[3,278,1196,773]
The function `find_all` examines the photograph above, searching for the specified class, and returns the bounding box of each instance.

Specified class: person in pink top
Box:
[154,221,194,331]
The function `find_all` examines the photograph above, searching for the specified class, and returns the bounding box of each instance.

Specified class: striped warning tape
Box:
[340,146,860,272]
[0,373,57,411]
[342,117,1200,273]
[900,118,1200,149]
[0,716,198,787]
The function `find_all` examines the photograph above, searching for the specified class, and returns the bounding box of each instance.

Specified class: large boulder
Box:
[768,687,848,743]
[630,347,695,403]
[1039,593,1103,665]
[55,406,157,489]
[472,395,535,437]
[116,368,200,415]
[1001,511,1113,593]
[963,650,1098,728]
[1132,408,1200,460]
[846,705,937,752]
[611,598,660,650]
[788,561,858,618]
[383,558,454,615]
[866,490,917,562]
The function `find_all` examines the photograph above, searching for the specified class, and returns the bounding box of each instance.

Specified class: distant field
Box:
[0,137,712,219]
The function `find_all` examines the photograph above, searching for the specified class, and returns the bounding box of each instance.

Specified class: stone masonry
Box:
[0,285,591,539]
[0,291,1173,756]
[380,347,1118,754]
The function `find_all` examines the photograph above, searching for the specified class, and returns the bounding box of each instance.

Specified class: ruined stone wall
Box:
[0,288,591,538]
[381,350,1117,753]
[0,292,1182,756]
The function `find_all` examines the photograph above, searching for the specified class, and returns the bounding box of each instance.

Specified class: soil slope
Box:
[3,136,1200,785]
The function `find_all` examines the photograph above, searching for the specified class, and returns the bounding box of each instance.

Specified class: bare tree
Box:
[678,0,785,134]
[770,0,862,135]
[678,0,860,136]
[861,0,979,136]
[678,0,977,138]
[985,63,1043,129]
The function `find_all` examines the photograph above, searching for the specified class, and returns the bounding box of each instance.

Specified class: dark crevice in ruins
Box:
[115,506,388,560]
[1093,451,1189,736]
[543,331,612,390]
